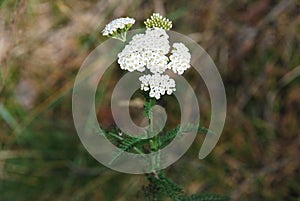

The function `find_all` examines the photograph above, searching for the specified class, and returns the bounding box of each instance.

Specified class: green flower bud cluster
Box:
[144,13,172,30]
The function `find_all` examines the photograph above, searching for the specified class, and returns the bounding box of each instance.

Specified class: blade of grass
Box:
[0,102,21,134]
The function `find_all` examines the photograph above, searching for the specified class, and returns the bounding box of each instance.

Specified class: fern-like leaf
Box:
[144,172,183,201]
[159,124,214,148]
[109,136,144,165]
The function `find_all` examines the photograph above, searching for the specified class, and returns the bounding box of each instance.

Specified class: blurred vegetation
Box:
[0,0,300,200]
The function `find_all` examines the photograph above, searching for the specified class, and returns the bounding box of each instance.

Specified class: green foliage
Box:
[143,172,229,201]
[105,122,211,165]
[0,102,21,133]
[159,124,214,148]
[103,96,225,200]
[180,194,229,201]
[143,172,183,201]
[108,132,146,165]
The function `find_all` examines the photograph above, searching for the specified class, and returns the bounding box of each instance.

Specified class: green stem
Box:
[145,97,161,172]
[112,32,127,42]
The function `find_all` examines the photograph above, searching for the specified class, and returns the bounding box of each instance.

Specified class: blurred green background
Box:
[1,0,300,200]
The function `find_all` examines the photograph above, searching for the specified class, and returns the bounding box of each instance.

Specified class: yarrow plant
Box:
[109,14,191,100]
[101,13,229,201]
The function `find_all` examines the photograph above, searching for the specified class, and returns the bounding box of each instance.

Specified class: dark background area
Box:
[0,0,300,200]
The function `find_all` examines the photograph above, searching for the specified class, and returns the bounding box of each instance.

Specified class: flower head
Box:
[117,28,170,74]
[116,14,191,99]
[139,74,176,99]
[144,13,172,30]
[167,43,191,75]
[102,17,135,41]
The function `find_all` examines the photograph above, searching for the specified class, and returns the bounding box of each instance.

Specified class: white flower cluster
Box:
[118,28,170,74]
[139,74,176,99]
[168,43,191,75]
[117,28,191,99]
[102,17,135,36]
